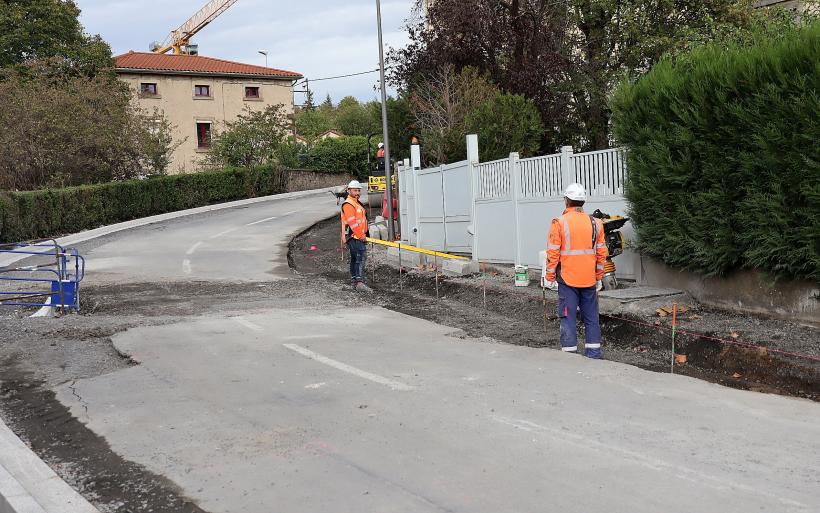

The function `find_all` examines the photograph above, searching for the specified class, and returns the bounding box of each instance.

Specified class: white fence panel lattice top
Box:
[475,158,511,200]
[519,153,563,198]
[571,148,627,197]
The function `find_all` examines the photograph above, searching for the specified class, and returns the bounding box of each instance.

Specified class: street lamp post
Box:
[258,50,268,67]
[375,0,395,240]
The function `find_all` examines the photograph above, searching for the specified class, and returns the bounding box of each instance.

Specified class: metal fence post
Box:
[560,145,574,190]
[410,144,422,247]
[510,152,522,266]
[466,134,480,262]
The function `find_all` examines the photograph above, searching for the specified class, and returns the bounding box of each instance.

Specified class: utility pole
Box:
[376,0,395,240]
[258,50,268,67]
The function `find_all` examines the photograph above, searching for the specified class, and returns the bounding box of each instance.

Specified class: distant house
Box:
[115,51,302,173]
[317,129,343,140]
[753,0,816,13]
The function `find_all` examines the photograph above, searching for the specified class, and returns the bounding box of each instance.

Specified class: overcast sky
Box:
[75,0,416,104]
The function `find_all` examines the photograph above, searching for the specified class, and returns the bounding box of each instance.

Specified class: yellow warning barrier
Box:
[365,238,469,261]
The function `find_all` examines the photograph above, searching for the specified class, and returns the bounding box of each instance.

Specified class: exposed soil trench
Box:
[290,217,820,401]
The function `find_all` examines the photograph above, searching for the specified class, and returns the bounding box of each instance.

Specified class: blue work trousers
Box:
[558,282,602,358]
[348,238,367,285]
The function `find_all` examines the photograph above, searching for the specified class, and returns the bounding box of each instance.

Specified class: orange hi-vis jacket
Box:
[545,207,607,288]
[341,196,368,243]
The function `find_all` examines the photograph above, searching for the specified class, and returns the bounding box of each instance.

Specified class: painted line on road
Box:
[492,415,809,509]
[282,335,332,340]
[246,216,278,226]
[182,259,192,274]
[281,210,298,216]
[283,344,415,391]
[186,241,203,255]
[30,296,52,318]
[232,316,264,332]
[210,227,240,239]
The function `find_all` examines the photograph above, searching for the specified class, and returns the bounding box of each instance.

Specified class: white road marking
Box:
[182,259,192,274]
[304,382,327,389]
[282,335,332,340]
[30,296,52,318]
[283,344,415,391]
[186,241,203,255]
[232,316,264,332]
[210,227,239,239]
[492,415,809,509]
[281,210,298,216]
[246,216,278,226]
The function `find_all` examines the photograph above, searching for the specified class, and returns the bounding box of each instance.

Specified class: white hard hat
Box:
[377,142,384,148]
[347,180,363,190]
[564,183,586,202]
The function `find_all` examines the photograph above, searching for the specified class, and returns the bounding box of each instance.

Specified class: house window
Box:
[194,84,211,97]
[140,83,158,95]
[245,86,260,99]
[196,122,211,149]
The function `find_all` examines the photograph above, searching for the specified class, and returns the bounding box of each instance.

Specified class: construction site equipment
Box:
[0,241,85,312]
[591,209,630,290]
[150,0,240,55]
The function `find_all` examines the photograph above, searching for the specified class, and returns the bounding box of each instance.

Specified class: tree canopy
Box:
[390,0,772,151]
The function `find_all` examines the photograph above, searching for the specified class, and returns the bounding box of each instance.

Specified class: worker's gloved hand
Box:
[544,280,558,291]
[596,280,603,292]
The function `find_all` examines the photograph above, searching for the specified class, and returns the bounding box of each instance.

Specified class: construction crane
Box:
[150,0,240,55]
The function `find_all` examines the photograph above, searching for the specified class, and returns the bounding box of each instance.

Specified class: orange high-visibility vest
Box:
[545,207,607,288]
[341,197,368,243]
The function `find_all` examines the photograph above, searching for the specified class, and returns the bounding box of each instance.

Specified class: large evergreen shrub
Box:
[611,23,820,281]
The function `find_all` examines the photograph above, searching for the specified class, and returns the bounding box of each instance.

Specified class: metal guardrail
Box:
[0,240,85,312]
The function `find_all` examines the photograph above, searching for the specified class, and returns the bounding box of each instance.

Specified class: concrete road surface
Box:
[52,192,820,512]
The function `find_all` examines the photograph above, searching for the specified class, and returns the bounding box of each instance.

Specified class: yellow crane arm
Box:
[153,0,240,54]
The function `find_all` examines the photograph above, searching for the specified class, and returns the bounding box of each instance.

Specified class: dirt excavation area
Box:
[290,217,820,401]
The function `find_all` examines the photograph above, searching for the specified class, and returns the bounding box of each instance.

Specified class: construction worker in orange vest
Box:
[341,180,371,292]
[544,183,607,358]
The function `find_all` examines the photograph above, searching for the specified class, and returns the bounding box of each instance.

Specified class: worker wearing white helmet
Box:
[377,142,385,159]
[544,183,607,358]
[340,180,371,291]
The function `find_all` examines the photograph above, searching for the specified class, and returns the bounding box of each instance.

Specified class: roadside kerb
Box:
[0,420,99,513]
[0,187,336,269]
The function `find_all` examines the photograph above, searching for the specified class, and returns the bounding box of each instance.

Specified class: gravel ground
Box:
[289,217,820,401]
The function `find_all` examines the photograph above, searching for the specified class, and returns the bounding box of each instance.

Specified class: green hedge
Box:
[0,166,288,243]
[611,23,820,281]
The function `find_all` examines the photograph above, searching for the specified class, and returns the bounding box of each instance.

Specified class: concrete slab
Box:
[54,307,820,513]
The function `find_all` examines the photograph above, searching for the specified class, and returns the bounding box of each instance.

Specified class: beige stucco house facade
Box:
[115,52,302,174]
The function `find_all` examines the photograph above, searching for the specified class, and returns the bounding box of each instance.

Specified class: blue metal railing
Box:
[0,240,85,312]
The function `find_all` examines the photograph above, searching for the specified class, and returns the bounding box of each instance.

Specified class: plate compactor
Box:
[591,209,629,290]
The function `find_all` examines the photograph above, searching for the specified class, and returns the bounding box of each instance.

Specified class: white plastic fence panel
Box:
[416,165,446,251]
[442,161,472,253]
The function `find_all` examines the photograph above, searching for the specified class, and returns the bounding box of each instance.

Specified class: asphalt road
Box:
[50,192,820,513]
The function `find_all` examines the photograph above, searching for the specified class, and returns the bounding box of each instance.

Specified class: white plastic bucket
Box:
[514,265,530,287]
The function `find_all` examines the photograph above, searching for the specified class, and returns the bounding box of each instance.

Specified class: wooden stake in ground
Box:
[435,253,440,301]
[398,241,403,292]
[481,262,487,310]
[671,303,678,374]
